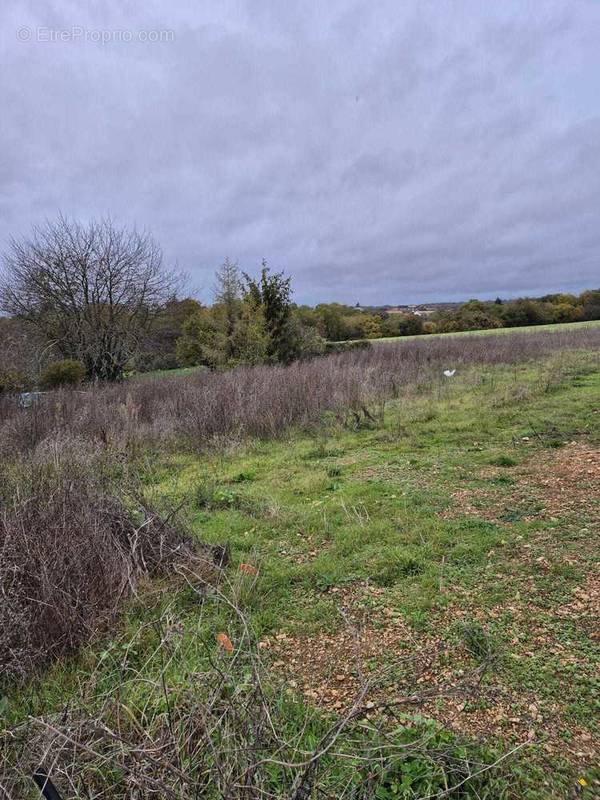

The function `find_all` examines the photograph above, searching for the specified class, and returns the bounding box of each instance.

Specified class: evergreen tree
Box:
[243,261,296,363]
[213,259,243,358]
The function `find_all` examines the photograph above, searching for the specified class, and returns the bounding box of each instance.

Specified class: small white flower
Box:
[443,369,456,377]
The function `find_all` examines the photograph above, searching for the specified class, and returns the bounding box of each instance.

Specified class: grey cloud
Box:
[1,0,599,305]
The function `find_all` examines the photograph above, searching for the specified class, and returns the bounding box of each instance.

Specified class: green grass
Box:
[128,363,207,380]
[4,349,599,798]
[374,318,600,343]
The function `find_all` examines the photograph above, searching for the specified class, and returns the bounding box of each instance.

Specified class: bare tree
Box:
[0,215,179,381]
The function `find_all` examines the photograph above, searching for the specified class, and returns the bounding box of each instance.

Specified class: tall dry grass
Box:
[1,326,598,457]
[0,438,217,682]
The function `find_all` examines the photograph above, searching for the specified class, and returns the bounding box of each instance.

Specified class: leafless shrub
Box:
[0,326,597,458]
[0,215,181,381]
[0,437,216,682]
[2,569,521,799]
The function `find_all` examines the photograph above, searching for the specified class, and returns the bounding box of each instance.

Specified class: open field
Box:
[2,328,599,798]
[132,323,600,382]
[375,318,600,343]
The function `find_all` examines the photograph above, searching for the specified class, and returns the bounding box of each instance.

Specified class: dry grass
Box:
[0,325,598,458]
[0,437,217,682]
[2,572,518,800]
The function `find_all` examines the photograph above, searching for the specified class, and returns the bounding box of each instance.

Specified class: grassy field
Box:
[375,318,600,343]
[4,344,598,798]
[131,322,600,381]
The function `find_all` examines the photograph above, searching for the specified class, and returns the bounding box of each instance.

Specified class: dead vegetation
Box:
[0,437,218,682]
[1,572,519,800]
[0,325,598,458]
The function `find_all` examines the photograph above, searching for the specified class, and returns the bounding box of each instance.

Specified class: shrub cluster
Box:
[39,358,86,388]
[0,437,214,682]
[0,369,28,394]
[323,338,372,354]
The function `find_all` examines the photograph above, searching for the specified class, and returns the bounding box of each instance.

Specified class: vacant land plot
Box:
[2,334,598,799]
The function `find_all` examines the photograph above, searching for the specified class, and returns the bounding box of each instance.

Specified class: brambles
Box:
[0,437,215,682]
[39,358,86,388]
[1,583,516,799]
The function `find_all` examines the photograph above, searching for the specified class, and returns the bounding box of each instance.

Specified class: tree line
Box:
[431,293,600,333]
[0,216,327,389]
[0,215,598,391]
[297,291,600,341]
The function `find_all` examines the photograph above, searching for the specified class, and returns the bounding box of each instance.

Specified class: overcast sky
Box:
[1,1,599,305]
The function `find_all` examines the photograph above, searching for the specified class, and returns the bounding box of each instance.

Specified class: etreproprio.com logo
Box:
[16,26,175,44]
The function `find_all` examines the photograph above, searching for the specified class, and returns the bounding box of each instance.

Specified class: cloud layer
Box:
[1,0,599,304]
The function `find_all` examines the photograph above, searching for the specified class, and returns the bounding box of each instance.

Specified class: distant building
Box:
[373,301,461,315]
[383,305,436,316]
[412,307,436,317]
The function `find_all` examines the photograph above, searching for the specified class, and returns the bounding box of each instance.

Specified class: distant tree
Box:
[243,262,297,363]
[402,314,425,336]
[540,292,578,305]
[381,313,424,337]
[315,304,351,341]
[437,300,502,332]
[0,215,179,381]
[175,261,321,368]
[175,306,228,369]
[293,304,321,332]
[230,298,270,365]
[580,289,600,321]
[359,314,382,339]
[551,302,581,323]
[499,299,552,327]
[214,258,243,356]
[135,297,202,372]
